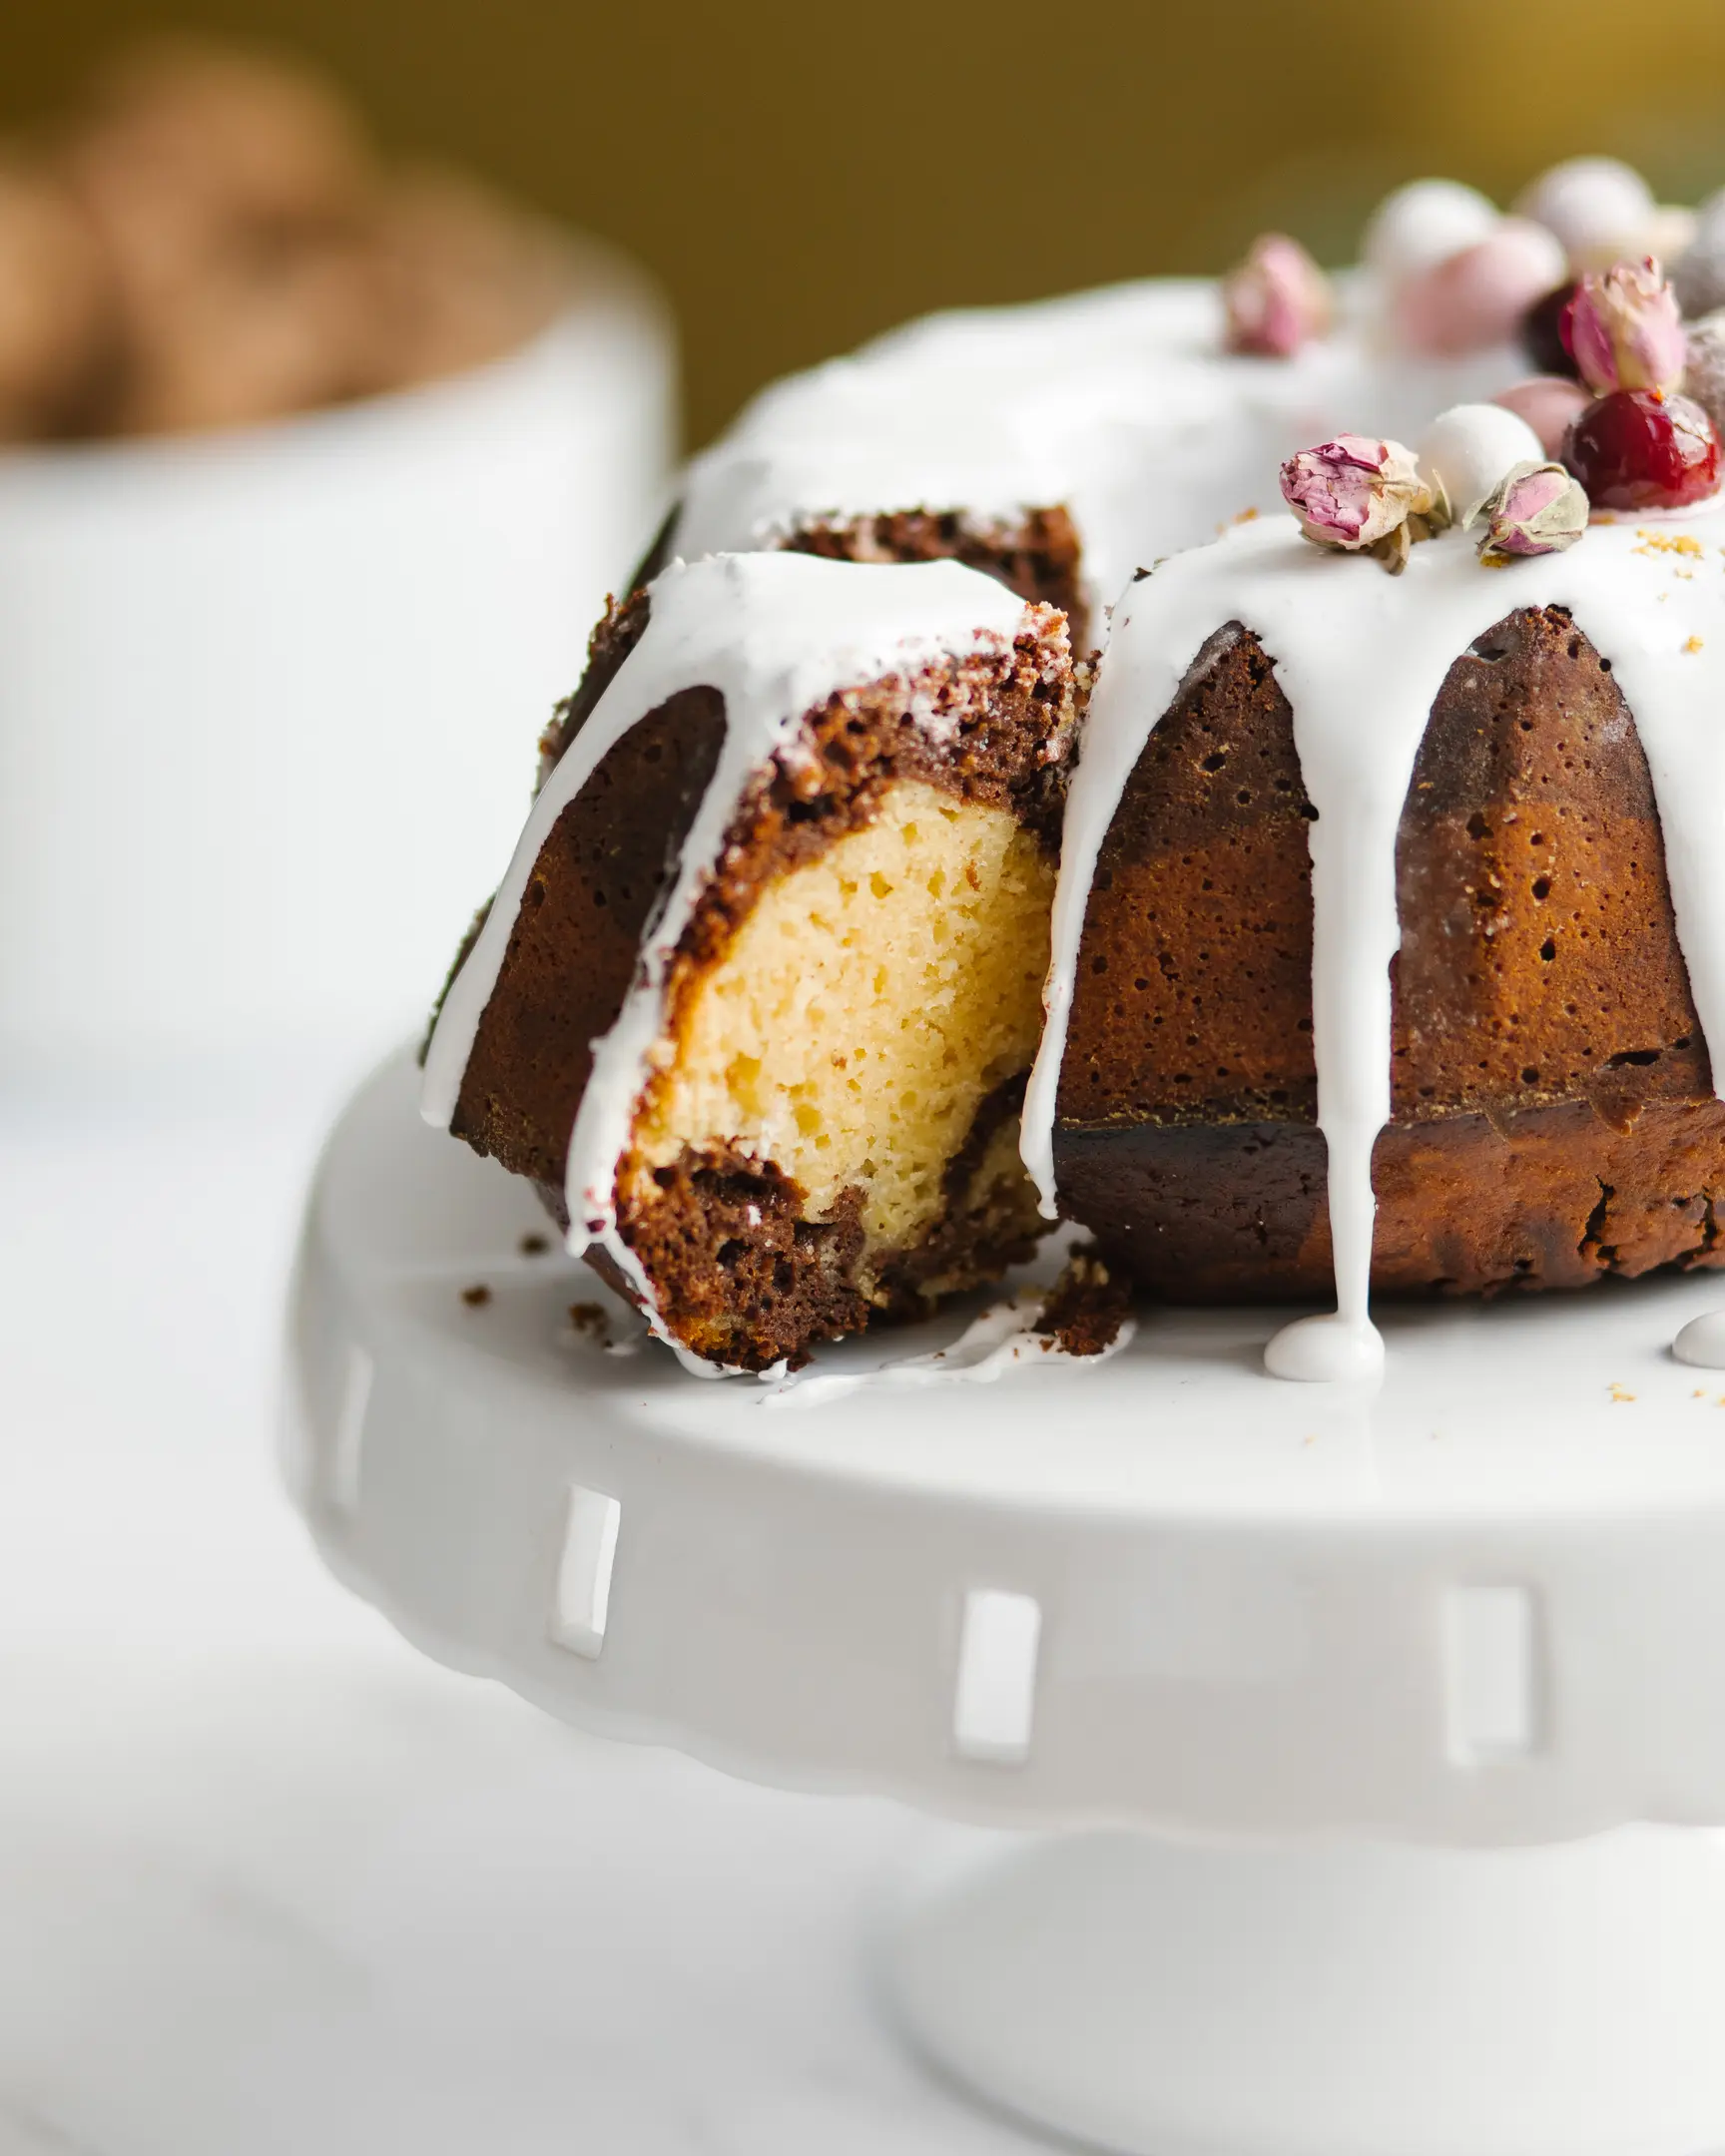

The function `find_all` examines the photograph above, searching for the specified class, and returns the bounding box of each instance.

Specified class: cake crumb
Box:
[1635,529,1706,557]
[567,1301,611,1347]
[1033,1243,1133,1356]
[461,1284,491,1308]
[1685,636,1705,653]
[519,1232,551,1257]
[1608,1381,1635,1402]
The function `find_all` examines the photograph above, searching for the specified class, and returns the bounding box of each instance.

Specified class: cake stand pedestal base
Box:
[887,1827,1725,2156]
[293,1059,1725,2156]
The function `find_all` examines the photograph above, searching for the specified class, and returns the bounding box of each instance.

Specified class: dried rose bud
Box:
[1561,257,1685,397]
[1475,460,1589,564]
[1279,434,1437,561]
[1223,233,1332,357]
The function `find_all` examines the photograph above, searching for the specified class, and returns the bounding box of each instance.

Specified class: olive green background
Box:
[10,0,1725,446]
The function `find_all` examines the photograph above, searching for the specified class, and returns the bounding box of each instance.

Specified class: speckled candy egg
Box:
[1394,221,1568,357]
[1514,157,1655,271]
[1681,313,1725,440]
[1361,179,1498,288]
[1675,192,1725,318]
[1491,375,1594,460]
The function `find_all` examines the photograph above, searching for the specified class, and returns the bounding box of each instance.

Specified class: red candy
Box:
[1563,389,1722,510]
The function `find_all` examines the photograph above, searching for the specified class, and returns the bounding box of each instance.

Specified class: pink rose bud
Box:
[1279,434,1429,549]
[1561,258,1685,396]
[1223,234,1333,357]
[1476,460,1590,564]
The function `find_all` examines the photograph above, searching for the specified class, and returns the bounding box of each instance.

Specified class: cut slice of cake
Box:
[424,550,1079,1373]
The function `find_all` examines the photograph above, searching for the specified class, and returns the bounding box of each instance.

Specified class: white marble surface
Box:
[0,1063,1040,2154]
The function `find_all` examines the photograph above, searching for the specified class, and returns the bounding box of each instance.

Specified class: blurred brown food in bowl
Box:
[0,38,574,444]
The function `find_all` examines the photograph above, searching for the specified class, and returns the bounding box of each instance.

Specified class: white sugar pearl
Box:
[1417,403,1545,523]
[1513,157,1654,270]
[1361,179,1498,287]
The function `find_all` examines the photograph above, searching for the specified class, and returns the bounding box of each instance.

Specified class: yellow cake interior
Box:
[630,779,1054,1265]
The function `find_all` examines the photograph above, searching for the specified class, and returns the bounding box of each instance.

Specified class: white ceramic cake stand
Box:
[286,1053,1725,2156]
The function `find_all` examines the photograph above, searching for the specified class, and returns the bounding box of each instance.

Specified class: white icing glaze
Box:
[761,1286,1136,1408]
[1025,504,1725,1380]
[1674,1310,1725,1367]
[421,549,1032,1376]
[671,276,1522,624]
[1262,1309,1386,1385]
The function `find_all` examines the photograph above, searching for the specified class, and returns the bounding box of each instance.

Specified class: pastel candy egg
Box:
[1491,375,1593,459]
[1417,402,1544,523]
[1513,157,1655,271]
[1681,316,1725,441]
[1361,179,1498,287]
[1646,205,1698,267]
[1674,191,1725,317]
[1394,220,1568,356]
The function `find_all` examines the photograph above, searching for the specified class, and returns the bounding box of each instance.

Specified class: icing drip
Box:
[421,550,1031,1377]
[671,277,1521,624]
[1025,506,1725,1380]
[1674,1311,1725,1368]
[760,1287,1136,1408]
[1263,1309,1385,1384]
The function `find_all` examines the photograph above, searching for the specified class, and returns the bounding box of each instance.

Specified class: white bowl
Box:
[0,235,675,1076]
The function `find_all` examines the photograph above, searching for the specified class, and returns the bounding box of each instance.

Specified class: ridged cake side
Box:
[1054,606,1725,1299]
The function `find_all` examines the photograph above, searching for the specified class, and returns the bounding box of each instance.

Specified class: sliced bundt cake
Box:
[424,550,1079,1373]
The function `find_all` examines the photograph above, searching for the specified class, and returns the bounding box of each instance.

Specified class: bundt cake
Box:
[427,162,1725,1381]
[423,550,1078,1373]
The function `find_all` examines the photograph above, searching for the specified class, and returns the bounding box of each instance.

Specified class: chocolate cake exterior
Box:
[1054,605,1725,1299]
